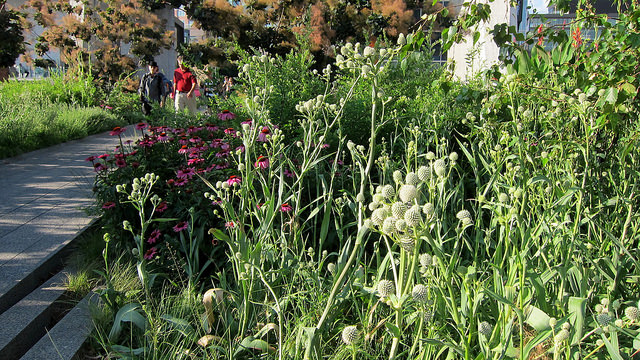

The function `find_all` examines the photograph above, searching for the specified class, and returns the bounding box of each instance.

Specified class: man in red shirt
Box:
[173,56,197,114]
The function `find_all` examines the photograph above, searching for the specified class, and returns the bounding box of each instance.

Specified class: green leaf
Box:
[385,322,402,338]
[109,303,146,342]
[161,314,195,339]
[234,336,276,356]
[600,334,624,360]
[568,297,586,345]
[524,305,551,332]
[604,87,619,105]
[208,228,229,242]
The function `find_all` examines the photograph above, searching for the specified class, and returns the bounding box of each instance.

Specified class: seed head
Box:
[356,193,365,203]
[597,313,613,326]
[382,185,395,199]
[372,207,389,226]
[449,152,458,162]
[377,280,395,297]
[456,209,472,222]
[478,321,492,338]
[395,219,407,232]
[554,329,570,344]
[404,205,422,227]
[399,236,415,252]
[341,325,359,345]
[426,152,435,160]
[399,185,418,203]
[412,284,429,303]
[422,203,434,217]
[625,306,639,321]
[393,170,403,184]
[418,166,431,182]
[368,202,380,211]
[433,159,446,177]
[405,172,419,185]
[498,193,510,203]
[391,202,407,218]
[419,253,433,267]
[373,193,385,203]
[382,217,397,234]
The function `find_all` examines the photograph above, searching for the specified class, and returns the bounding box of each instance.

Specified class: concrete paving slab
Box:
[20,292,95,360]
[0,127,137,314]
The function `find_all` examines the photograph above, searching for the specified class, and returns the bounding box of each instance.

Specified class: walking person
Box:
[173,56,198,114]
[139,60,168,114]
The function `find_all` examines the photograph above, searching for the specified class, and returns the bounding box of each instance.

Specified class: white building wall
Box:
[448,0,518,81]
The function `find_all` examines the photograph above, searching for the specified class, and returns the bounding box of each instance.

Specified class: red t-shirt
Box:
[174,67,196,92]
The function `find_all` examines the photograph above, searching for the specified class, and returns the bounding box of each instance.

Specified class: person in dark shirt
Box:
[139,60,168,107]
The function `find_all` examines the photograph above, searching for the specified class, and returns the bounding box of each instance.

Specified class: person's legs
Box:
[175,92,187,112]
[187,96,197,114]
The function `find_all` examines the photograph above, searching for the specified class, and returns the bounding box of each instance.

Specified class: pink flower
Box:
[156,201,168,213]
[177,167,196,179]
[178,145,190,154]
[257,126,270,142]
[98,153,110,159]
[224,128,236,135]
[174,178,188,186]
[241,119,253,126]
[173,221,189,232]
[284,168,295,178]
[102,202,116,209]
[225,221,235,229]
[187,158,204,166]
[144,247,158,260]
[218,110,236,121]
[94,163,107,172]
[147,229,162,244]
[280,203,293,213]
[205,123,219,132]
[227,175,242,186]
[115,158,127,168]
[135,122,148,130]
[236,145,245,153]
[109,126,125,136]
[85,155,97,162]
[255,156,269,169]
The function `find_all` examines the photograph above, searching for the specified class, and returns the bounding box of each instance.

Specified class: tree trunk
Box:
[0,67,9,82]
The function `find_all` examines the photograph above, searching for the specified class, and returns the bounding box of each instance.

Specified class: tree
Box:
[26,0,173,86]
[147,0,414,64]
[0,2,26,81]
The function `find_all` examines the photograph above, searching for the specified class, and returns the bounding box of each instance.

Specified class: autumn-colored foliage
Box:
[25,0,173,85]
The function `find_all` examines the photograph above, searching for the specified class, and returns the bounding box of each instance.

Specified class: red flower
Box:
[109,126,125,136]
[225,221,235,229]
[135,122,148,130]
[173,221,189,232]
[280,203,293,213]
[255,156,269,169]
[218,110,236,121]
[156,201,168,213]
[227,175,242,186]
[144,247,158,260]
[257,126,270,142]
[147,229,162,244]
[102,202,116,209]
[572,27,583,48]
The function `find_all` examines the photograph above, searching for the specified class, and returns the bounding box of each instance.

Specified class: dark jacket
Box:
[139,72,167,103]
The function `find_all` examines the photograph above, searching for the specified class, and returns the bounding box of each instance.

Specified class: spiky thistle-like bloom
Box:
[395,219,407,232]
[399,236,415,252]
[393,170,403,184]
[412,284,429,303]
[404,205,422,227]
[382,184,395,200]
[371,208,388,226]
[626,306,640,321]
[419,253,433,267]
[405,172,419,185]
[377,280,395,297]
[422,203,434,217]
[478,321,493,338]
[341,325,359,345]
[418,166,431,182]
[391,202,407,218]
[433,159,446,177]
[382,217,397,235]
[399,185,418,203]
[456,209,473,226]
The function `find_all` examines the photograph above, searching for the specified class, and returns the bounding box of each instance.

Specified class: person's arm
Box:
[187,74,197,98]
[138,74,146,97]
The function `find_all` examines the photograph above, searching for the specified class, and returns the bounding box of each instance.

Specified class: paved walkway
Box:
[0,127,136,307]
